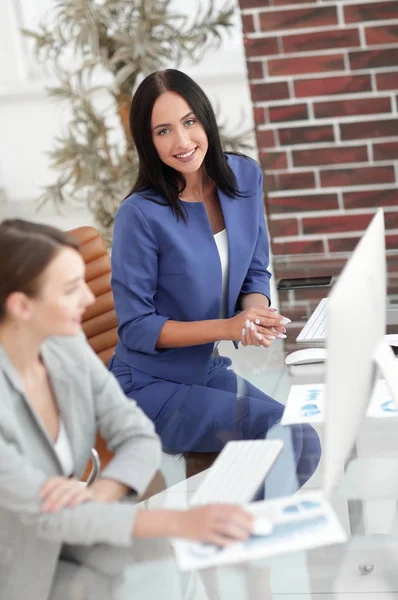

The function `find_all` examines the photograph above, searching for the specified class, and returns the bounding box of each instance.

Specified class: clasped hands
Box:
[230,307,290,348]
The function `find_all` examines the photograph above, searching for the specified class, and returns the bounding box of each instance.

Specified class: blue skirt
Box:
[109,353,321,491]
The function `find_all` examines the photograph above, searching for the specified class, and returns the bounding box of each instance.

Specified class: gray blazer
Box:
[0,334,162,600]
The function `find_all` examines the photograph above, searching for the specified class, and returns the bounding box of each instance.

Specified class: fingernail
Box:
[255,318,261,325]
[255,332,263,340]
[277,333,287,339]
[250,322,255,331]
[242,328,246,336]
[280,317,291,325]
[282,326,286,333]
[265,335,276,340]
[269,308,279,312]
[245,319,250,329]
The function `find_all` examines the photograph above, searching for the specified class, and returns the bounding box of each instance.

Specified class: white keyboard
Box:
[190,440,283,506]
[296,298,328,343]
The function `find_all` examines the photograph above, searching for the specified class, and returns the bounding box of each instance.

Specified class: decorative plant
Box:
[24,0,252,238]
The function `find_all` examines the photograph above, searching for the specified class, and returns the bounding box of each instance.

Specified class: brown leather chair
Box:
[67,226,117,476]
[67,225,216,481]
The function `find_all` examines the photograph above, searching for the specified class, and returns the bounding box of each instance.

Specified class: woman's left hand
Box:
[39,476,96,513]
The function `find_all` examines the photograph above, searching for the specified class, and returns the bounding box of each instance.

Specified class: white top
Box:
[54,419,74,476]
[214,229,229,319]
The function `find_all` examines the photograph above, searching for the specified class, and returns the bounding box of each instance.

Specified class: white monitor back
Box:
[324,209,386,497]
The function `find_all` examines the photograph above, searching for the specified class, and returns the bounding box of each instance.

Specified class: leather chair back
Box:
[67,226,116,473]
[67,226,118,364]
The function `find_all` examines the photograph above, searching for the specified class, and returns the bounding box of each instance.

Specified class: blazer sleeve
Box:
[111,201,169,354]
[0,434,138,547]
[239,168,272,304]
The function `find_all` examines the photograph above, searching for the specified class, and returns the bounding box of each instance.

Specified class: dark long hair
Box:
[128,69,243,220]
[0,219,80,322]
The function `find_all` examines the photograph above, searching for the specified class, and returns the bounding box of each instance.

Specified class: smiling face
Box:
[151,91,208,175]
[6,247,95,338]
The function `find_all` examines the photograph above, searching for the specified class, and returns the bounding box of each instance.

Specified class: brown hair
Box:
[0,219,80,321]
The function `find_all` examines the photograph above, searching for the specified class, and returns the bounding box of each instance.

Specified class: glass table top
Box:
[120,319,398,600]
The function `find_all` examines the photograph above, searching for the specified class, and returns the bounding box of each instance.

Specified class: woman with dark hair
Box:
[0,219,253,600]
[110,69,321,493]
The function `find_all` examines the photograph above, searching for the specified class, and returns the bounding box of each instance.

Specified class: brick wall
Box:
[238,0,398,340]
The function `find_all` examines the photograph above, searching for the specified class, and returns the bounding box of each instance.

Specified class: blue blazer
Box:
[111,154,271,385]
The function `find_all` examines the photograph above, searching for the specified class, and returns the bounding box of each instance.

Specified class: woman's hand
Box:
[171,504,254,547]
[39,476,96,513]
[228,307,290,348]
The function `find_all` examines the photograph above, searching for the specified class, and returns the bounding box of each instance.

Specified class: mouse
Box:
[285,348,327,366]
[251,517,273,536]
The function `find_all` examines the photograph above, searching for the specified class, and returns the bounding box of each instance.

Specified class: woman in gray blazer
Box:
[0,219,253,600]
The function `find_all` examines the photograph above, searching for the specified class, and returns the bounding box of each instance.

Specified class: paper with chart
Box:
[171,492,347,571]
[281,379,398,426]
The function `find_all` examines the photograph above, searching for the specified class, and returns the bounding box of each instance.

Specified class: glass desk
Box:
[120,331,398,600]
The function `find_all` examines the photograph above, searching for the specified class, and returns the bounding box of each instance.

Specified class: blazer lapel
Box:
[0,342,66,472]
[40,344,80,472]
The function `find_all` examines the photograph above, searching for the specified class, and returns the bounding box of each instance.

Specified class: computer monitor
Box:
[323,208,395,496]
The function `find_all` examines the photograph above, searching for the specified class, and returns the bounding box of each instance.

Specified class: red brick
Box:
[328,235,398,252]
[278,171,316,190]
[259,6,338,32]
[268,193,339,213]
[385,213,398,230]
[251,81,290,102]
[294,74,372,98]
[350,48,398,71]
[264,173,278,193]
[241,14,255,33]
[256,129,275,148]
[374,142,398,161]
[344,2,398,24]
[328,237,360,253]
[329,233,398,254]
[282,28,361,54]
[314,97,392,119]
[343,188,398,209]
[279,125,334,146]
[239,0,271,7]
[268,53,344,77]
[271,239,324,255]
[273,0,317,4]
[269,103,308,123]
[376,71,398,91]
[330,235,398,254]
[303,213,373,235]
[365,25,398,46]
[320,165,395,187]
[244,37,280,57]
[259,150,288,170]
[253,106,266,125]
[247,61,264,80]
[331,236,398,255]
[268,218,299,237]
[341,119,398,141]
[293,145,368,167]
[386,236,398,251]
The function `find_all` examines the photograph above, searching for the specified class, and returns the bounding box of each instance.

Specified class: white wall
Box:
[0,0,255,229]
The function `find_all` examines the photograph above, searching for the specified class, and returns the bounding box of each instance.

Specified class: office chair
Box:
[67,226,117,477]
